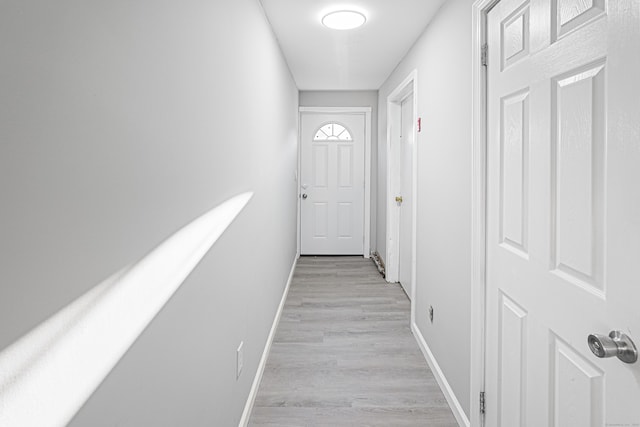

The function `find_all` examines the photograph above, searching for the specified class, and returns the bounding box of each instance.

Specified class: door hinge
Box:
[480,391,486,416]
[481,43,488,67]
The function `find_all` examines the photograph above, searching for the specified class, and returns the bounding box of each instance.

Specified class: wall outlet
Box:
[236,341,244,380]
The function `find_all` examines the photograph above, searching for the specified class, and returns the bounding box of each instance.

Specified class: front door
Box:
[485,0,640,425]
[300,113,365,255]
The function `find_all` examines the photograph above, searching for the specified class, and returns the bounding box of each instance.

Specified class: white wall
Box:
[0,0,298,425]
[299,91,379,254]
[377,0,473,418]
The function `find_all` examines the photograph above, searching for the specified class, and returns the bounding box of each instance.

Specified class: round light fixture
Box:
[321,10,366,30]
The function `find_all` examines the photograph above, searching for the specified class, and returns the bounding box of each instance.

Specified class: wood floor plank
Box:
[248,256,458,426]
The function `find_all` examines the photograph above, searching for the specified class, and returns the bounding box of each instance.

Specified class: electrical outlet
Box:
[429,306,434,323]
[236,341,244,380]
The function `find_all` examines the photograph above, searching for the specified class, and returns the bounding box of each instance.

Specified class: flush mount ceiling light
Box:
[321,10,366,30]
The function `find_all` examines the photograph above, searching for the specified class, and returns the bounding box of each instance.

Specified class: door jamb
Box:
[297,106,372,258]
[385,70,418,316]
[471,0,499,425]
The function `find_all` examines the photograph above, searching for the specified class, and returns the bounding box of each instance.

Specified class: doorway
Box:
[386,71,418,304]
[398,94,415,298]
[298,108,371,256]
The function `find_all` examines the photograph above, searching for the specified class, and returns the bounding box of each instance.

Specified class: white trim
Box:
[470,1,498,426]
[0,193,253,427]
[238,255,298,427]
[384,70,418,329]
[298,106,372,258]
[412,322,470,427]
[299,107,372,114]
[296,101,302,259]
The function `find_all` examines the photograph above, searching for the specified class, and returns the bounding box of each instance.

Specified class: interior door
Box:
[398,94,414,298]
[485,0,640,426]
[300,113,365,255]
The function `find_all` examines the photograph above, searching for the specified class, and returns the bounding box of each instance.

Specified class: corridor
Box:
[2,0,639,424]
[249,257,457,426]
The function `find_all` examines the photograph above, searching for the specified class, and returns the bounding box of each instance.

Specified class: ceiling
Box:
[259,0,447,91]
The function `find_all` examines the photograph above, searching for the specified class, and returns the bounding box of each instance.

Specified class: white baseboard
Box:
[411,322,470,427]
[238,255,298,427]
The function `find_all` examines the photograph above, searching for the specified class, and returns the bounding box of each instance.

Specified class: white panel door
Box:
[486,1,640,426]
[300,113,365,255]
[398,94,414,298]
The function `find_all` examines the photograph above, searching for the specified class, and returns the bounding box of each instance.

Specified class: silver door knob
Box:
[302,193,308,199]
[588,331,637,364]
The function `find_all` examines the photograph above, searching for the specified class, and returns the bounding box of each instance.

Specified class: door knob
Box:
[588,331,637,364]
[302,193,308,200]
[395,196,403,203]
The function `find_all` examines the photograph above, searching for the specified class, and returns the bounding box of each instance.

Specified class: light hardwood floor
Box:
[248,256,458,426]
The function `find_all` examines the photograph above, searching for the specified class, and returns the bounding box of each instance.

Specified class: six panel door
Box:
[486,0,640,425]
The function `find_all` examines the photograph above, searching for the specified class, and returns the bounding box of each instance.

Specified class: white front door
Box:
[486,0,640,425]
[398,94,414,298]
[300,113,365,255]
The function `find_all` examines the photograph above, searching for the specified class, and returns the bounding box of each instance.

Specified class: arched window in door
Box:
[313,123,353,141]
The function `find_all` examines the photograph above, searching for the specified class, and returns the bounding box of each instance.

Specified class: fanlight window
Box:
[314,123,352,141]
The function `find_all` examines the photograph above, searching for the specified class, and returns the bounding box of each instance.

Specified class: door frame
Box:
[297,107,372,258]
[385,71,418,308]
[471,0,499,426]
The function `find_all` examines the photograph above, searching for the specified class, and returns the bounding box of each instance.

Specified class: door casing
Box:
[297,107,372,258]
[471,1,499,426]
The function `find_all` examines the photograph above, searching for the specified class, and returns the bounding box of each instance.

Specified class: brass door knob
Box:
[395,196,403,203]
